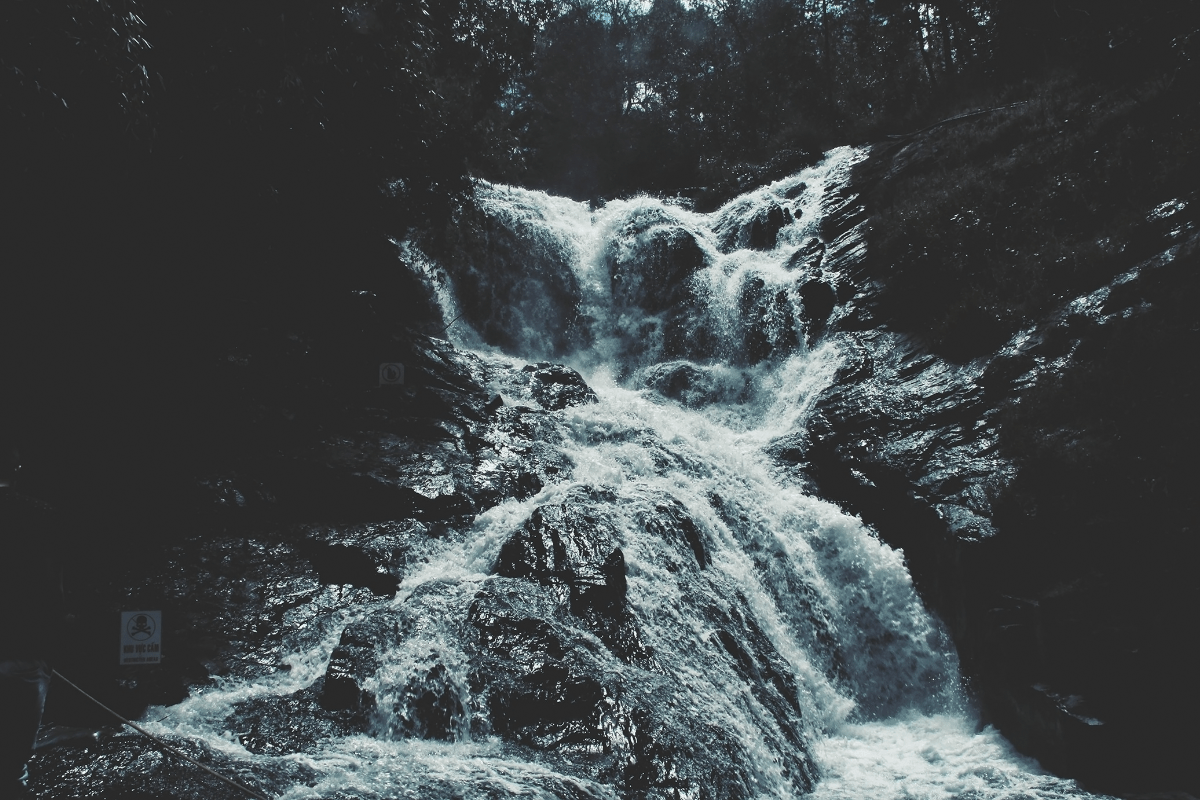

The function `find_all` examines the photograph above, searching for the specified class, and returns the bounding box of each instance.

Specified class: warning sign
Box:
[120,610,161,665]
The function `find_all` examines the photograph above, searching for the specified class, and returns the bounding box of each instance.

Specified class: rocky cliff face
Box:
[797,140,1200,795]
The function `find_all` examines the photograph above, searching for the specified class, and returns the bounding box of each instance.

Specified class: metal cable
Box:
[50,670,273,800]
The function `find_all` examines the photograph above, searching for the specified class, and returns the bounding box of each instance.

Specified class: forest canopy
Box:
[2,0,1195,337]
[5,1,1196,209]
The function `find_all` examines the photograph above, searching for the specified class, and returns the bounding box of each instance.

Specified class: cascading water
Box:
[126,147,1108,799]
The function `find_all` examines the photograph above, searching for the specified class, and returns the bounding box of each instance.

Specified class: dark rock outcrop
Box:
[607,207,708,315]
[795,142,1200,796]
[442,196,588,358]
[640,361,750,408]
[466,480,816,798]
[521,362,600,411]
[748,203,793,250]
[714,200,794,252]
[786,237,825,272]
[495,488,651,666]
[798,278,836,337]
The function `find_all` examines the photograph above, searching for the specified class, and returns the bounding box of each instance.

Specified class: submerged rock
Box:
[320,613,409,714]
[390,663,468,741]
[735,274,802,363]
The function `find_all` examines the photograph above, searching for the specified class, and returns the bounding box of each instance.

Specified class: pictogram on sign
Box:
[120,610,162,665]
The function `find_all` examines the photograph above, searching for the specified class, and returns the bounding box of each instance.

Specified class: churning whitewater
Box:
[135,148,1106,799]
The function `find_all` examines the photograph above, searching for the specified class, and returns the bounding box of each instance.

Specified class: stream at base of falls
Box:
[116,147,1109,800]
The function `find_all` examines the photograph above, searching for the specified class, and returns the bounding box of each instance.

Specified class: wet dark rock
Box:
[803,152,1200,794]
[469,580,569,667]
[495,492,621,589]
[640,361,750,408]
[295,540,399,596]
[607,207,708,315]
[469,404,565,507]
[801,331,1003,617]
[763,433,806,464]
[786,237,825,272]
[123,533,354,683]
[235,681,367,755]
[468,479,817,798]
[467,579,616,753]
[196,476,277,514]
[390,663,468,741]
[301,520,429,581]
[749,202,792,250]
[441,200,587,358]
[637,495,711,570]
[712,620,805,752]
[798,278,837,338]
[783,181,808,200]
[320,613,410,713]
[715,200,793,252]
[466,578,795,799]
[659,303,722,363]
[736,274,801,364]
[30,728,312,800]
[494,490,650,665]
[522,362,599,410]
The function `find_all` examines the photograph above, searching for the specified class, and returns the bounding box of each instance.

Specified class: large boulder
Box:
[468,483,817,798]
[606,206,708,315]
[521,362,599,411]
[495,490,650,665]
[640,361,751,408]
[736,272,801,363]
[714,199,794,252]
[442,195,587,359]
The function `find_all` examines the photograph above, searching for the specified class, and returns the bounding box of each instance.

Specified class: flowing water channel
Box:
[136,147,1107,799]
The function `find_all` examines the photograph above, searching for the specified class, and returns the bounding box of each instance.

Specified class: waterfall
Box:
[130,148,1107,800]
